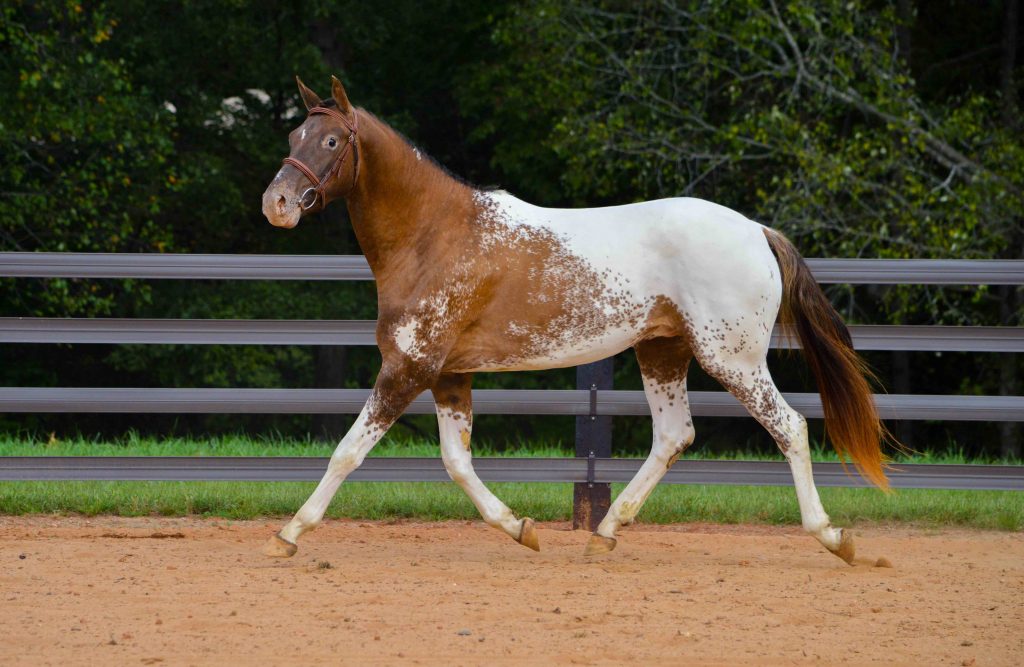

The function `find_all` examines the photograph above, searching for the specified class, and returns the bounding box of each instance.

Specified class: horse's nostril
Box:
[275,195,287,215]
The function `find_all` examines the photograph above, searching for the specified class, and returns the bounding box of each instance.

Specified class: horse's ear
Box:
[295,75,321,111]
[331,75,354,114]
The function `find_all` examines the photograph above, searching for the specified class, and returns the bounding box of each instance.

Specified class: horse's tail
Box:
[762,227,890,490]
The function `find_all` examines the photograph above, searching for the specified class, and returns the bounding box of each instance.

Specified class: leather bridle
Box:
[282,106,359,210]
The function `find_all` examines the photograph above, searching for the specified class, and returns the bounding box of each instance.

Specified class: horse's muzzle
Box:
[261,189,301,229]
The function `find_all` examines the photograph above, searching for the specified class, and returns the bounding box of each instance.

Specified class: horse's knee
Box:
[330,450,365,472]
[442,456,473,484]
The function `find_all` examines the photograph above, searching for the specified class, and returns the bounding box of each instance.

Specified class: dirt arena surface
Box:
[1,517,1021,666]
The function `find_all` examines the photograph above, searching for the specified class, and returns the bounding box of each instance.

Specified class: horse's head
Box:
[262,76,360,229]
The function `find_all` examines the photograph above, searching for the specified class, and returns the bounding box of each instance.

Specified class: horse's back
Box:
[442,193,782,373]
[491,193,781,314]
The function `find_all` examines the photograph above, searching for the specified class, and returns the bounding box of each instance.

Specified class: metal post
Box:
[573,358,612,531]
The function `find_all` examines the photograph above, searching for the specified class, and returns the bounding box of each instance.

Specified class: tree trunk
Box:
[896,0,914,66]
[1000,0,1019,128]
[889,7,915,449]
[312,18,348,72]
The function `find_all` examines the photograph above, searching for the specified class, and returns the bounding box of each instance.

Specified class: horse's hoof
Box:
[516,518,540,552]
[583,533,617,557]
[828,529,855,565]
[262,532,298,558]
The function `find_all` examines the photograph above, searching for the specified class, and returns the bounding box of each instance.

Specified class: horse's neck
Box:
[345,114,473,284]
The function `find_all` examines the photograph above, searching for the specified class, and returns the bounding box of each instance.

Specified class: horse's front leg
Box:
[433,373,539,551]
[263,359,433,557]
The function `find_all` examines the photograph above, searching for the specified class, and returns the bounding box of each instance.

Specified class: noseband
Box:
[282,106,359,210]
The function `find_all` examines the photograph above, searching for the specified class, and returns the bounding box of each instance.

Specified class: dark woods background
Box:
[1,1,1021,457]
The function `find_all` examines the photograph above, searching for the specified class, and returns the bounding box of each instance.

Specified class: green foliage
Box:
[473,0,1023,325]
[458,1,587,205]
[1,0,1020,454]
[1,1,178,315]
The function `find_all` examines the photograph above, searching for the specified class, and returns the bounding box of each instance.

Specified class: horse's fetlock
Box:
[293,511,322,532]
[802,517,831,537]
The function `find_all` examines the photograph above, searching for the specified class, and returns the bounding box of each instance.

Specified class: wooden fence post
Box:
[573,358,613,531]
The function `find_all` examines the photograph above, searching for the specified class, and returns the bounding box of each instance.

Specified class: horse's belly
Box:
[444,324,641,373]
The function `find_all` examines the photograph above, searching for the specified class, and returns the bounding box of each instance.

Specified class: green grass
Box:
[0,434,1020,531]
[3,432,1017,464]
[0,481,1019,531]
[0,433,568,459]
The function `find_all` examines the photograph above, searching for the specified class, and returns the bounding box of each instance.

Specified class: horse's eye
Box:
[327,137,337,148]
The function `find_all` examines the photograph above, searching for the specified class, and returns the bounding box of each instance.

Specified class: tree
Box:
[467,0,1024,454]
[1,1,179,316]
[483,1,1021,267]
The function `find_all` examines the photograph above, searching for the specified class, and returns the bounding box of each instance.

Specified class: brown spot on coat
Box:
[634,336,692,388]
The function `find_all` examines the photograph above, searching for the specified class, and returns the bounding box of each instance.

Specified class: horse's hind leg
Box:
[585,337,695,556]
[433,373,539,551]
[700,352,851,562]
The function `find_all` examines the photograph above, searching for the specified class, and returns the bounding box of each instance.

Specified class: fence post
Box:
[573,358,613,531]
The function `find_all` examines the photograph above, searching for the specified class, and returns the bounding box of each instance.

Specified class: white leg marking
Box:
[704,356,841,551]
[437,406,522,538]
[596,373,694,539]
[278,401,384,544]
[781,409,842,550]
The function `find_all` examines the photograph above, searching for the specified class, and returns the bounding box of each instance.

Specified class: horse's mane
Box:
[318,98,501,193]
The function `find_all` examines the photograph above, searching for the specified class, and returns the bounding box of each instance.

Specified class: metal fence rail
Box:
[2,387,1022,421]
[1,456,1020,490]
[0,253,374,281]
[2,252,1021,510]
[3,318,1023,352]
[3,252,1023,284]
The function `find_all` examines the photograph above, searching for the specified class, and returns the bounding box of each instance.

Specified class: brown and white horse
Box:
[261,76,888,564]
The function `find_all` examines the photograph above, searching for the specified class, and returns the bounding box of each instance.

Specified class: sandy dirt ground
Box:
[1,517,1021,666]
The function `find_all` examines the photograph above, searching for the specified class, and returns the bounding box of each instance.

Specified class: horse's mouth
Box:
[268,215,300,229]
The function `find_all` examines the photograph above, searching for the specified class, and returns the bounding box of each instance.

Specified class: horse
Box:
[260,75,888,564]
